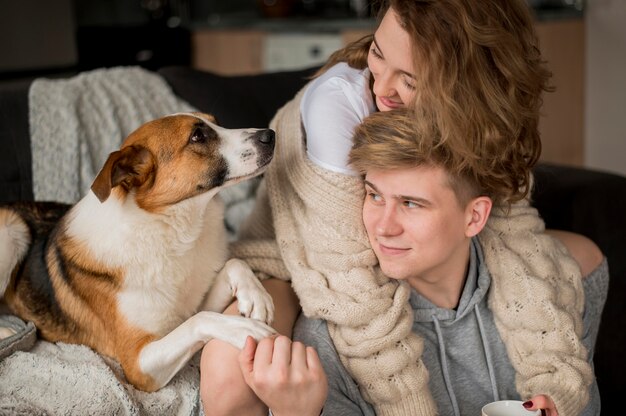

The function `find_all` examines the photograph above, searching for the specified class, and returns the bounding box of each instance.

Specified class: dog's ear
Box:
[191,112,217,125]
[91,145,155,203]
[203,113,217,124]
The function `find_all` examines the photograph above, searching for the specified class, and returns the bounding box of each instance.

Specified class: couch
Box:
[1,65,625,413]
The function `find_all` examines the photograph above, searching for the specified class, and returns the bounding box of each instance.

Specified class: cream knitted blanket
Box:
[232,88,593,416]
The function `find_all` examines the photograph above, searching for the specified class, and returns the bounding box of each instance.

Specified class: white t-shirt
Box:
[301,62,376,176]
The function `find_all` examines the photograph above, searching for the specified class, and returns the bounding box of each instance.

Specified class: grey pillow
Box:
[0,315,36,360]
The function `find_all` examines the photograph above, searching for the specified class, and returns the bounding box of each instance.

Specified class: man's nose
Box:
[376,207,401,236]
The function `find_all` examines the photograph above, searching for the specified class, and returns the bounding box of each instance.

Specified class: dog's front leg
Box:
[137,311,275,391]
[202,258,275,325]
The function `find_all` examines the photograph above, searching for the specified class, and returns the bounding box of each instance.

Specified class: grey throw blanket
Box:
[0,340,202,416]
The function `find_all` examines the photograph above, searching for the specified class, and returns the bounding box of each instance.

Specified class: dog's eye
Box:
[189,128,207,144]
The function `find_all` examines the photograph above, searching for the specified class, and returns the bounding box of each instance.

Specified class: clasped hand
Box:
[238,335,328,416]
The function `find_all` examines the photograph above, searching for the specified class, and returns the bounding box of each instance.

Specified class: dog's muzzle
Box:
[252,129,276,165]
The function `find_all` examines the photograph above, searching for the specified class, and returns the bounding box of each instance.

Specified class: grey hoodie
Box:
[294,238,606,415]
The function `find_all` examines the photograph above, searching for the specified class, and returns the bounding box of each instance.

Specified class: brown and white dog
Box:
[0,113,278,392]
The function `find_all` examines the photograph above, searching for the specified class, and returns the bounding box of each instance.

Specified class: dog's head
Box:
[91,113,275,211]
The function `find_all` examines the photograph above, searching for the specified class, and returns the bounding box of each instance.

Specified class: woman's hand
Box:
[238,335,328,416]
[524,395,559,416]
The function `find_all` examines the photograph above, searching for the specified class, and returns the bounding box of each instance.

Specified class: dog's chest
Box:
[117,236,228,335]
[71,194,230,335]
[121,221,228,335]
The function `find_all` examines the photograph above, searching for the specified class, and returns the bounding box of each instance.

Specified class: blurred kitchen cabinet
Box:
[191,27,375,75]
[262,33,343,72]
[341,28,373,45]
[191,30,265,75]
[535,18,585,166]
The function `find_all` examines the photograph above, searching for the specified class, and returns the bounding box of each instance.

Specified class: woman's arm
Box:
[524,255,607,416]
[546,230,604,277]
[480,200,595,416]
[200,278,300,416]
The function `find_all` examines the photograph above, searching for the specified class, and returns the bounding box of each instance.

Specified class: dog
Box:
[0,112,278,392]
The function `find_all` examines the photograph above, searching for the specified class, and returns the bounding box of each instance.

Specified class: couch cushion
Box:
[0,79,33,202]
[533,162,626,409]
[158,66,318,129]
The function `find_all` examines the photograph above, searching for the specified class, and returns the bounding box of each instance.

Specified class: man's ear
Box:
[91,145,155,203]
[465,196,492,238]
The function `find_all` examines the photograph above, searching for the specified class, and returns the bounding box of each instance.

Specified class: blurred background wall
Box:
[585,0,626,177]
[0,0,623,176]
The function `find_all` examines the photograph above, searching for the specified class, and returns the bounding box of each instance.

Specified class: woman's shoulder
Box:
[299,62,375,175]
[301,62,374,119]
[304,63,370,101]
[317,62,369,83]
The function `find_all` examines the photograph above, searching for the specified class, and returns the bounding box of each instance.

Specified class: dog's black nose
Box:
[254,129,275,147]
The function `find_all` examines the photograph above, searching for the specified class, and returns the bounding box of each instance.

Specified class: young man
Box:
[238,110,607,416]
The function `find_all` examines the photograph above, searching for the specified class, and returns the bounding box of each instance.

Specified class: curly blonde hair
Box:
[322,0,552,204]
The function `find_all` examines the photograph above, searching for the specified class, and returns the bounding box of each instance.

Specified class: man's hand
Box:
[238,335,328,416]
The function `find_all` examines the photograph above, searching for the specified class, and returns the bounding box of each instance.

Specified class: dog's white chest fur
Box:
[68,191,228,335]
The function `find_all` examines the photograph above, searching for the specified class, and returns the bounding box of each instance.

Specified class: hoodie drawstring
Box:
[432,307,500,415]
[475,304,500,402]
[432,314,461,416]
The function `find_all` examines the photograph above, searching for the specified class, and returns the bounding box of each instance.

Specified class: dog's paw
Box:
[224,258,275,325]
[219,315,276,349]
[236,283,275,325]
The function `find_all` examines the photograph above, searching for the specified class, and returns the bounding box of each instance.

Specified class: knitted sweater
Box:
[231,88,593,416]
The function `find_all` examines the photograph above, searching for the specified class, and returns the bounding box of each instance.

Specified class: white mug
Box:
[481,400,541,416]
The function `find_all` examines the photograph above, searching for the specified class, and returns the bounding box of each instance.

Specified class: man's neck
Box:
[407,244,471,309]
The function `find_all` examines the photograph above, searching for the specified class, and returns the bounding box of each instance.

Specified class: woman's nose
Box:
[373,69,394,98]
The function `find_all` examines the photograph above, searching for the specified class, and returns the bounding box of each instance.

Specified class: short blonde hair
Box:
[350,110,519,208]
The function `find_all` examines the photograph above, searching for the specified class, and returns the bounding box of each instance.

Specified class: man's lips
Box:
[377,241,410,255]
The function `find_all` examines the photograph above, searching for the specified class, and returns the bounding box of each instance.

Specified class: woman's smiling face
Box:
[367,7,417,111]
